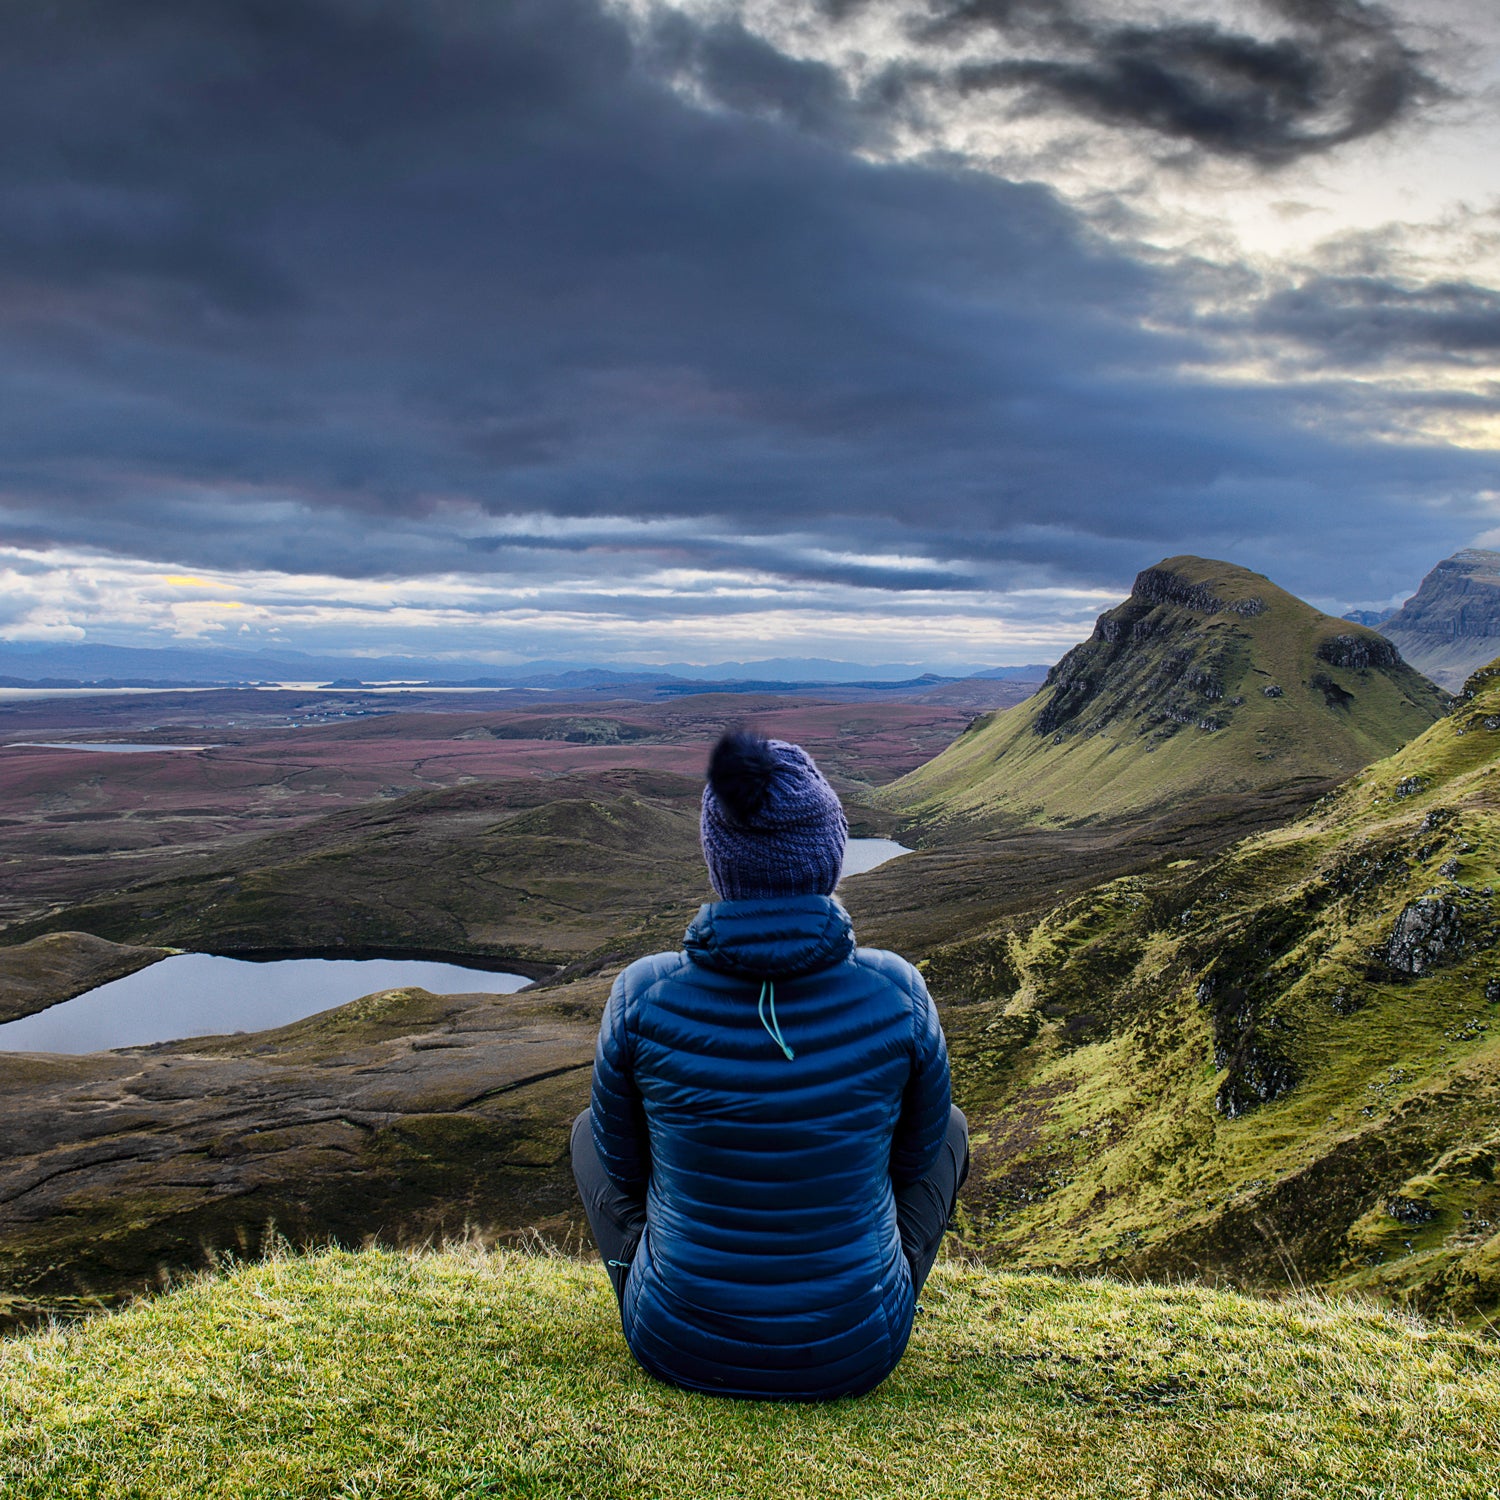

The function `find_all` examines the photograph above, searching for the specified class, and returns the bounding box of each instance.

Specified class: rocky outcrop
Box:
[1316,634,1403,672]
[1383,897,1465,974]
[1388,550,1500,639]
[1132,567,1266,617]
[1197,971,1299,1119]
[1381,550,1500,691]
[1387,1195,1436,1226]
[1216,1043,1298,1119]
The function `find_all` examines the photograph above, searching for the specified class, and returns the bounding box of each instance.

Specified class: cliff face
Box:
[1381,549,1500,691]
[889,555,1448,828]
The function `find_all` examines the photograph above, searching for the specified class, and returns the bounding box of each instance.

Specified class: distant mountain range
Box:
[0,642,1049,689]
[888,555,1448,827]
[1377,548,1500,692]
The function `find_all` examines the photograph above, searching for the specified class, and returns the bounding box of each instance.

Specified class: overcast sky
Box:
[3,0,1499,668]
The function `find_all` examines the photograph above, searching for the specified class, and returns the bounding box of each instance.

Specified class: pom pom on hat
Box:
[701,731,848,901]
[706,730,780,824]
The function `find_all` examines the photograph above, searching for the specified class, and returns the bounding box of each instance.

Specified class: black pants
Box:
[570,1105,970,1305]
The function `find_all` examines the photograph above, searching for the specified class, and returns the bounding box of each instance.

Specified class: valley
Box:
[2,557,1497,1334]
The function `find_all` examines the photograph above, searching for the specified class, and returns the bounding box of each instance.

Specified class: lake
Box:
[839,838,911,879]
[5,742,217,754]
[0,954,533,1055]
[0,839,912,1055]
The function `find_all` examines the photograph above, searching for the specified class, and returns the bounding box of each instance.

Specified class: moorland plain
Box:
[0,680,1031,931]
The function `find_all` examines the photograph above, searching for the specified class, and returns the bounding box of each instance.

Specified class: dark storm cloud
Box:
[1250,275,1500,362]
[641,10,864,144]
[899,0,1440,165]
[0,0,1488,614]
[0,0,622,321]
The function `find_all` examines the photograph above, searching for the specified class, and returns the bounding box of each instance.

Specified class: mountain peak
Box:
[891,556,1447,827]
[1129,556,1272,617]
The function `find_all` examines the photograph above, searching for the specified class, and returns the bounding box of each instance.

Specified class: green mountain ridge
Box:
[923,657,1500,1322]
[889,556,1447,828]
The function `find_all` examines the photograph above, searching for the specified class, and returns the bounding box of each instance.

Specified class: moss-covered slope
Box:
[4,1246,1498,1500]
[890,556,1447,828]
[928,659,1500,1322]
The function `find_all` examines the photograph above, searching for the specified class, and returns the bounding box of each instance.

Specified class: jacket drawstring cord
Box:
[757,979,795,1061]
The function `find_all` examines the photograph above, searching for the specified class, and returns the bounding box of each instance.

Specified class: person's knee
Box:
[570,1110,597,1187]
[948,1104,970,1188]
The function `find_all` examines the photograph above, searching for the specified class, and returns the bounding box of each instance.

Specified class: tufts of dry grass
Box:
[3,1243,1498,1499]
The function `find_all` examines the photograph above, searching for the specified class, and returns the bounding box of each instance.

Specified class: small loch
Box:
[839,838,912,879]
[0,954,533,1054]
[4,742,217,753]
[1,841,912,1055]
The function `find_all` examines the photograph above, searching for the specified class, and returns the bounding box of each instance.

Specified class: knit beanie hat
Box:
[700,731,849,901]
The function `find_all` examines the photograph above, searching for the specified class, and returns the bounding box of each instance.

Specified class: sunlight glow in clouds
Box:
[2,0,1499,666]
[0,547,1110,666]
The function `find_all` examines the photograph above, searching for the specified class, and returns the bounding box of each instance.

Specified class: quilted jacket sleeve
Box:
[889,966,952,1188]
[590,966,651,1199]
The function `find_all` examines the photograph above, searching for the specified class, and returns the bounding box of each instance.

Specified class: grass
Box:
[3,1244,1499,1500]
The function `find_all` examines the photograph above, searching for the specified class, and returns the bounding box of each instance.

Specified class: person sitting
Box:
[571,730,968,1400]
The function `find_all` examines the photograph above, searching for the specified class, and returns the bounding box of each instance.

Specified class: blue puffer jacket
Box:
[590,893,951,1400]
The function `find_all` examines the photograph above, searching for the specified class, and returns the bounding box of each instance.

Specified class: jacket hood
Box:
[683,894,855,979]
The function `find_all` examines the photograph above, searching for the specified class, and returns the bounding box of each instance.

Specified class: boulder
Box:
[1383,898,1464,975]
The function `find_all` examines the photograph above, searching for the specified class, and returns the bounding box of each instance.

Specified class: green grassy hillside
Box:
[4,1245,1497,1499]
[925,659,1500,1321]
[890,557,1446,828]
